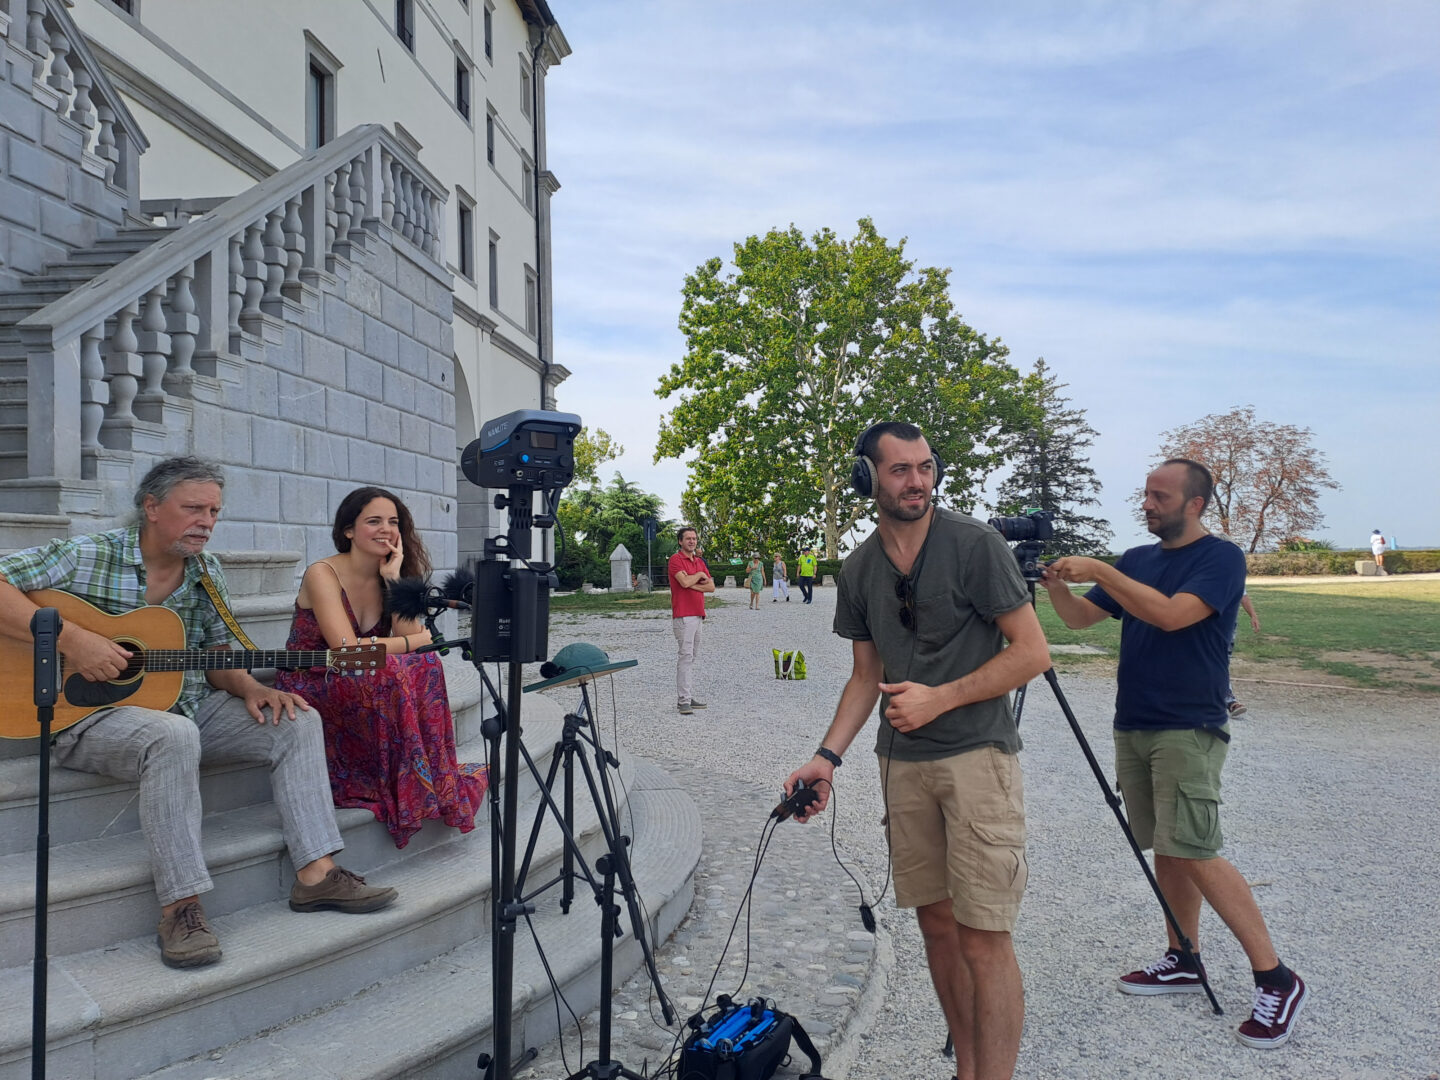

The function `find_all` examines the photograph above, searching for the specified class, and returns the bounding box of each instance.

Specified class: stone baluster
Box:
[260,206,286,313]
[380,151,396,228]
[79,323,108,454]
[26,0,49,86]
[426,192,442,260]
[168,262,198,379]
[324,170,337,253]
[135,282,171,405]
[331,163,352,256]
[401,175,418,243]
[43,18,73,103]
[239,220,265,330]
[389,160,406,231]
[104,301,142,424]
[95,103,118,185]
[415,180,430,251]
[348,154,368,238]
[70,63,96,143]
[227,234,244,340]
[282,195,304,297]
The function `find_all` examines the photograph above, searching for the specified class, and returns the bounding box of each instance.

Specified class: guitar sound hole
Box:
[113,639,146,683]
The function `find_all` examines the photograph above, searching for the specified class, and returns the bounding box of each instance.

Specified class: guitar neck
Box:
[136,649,340,672]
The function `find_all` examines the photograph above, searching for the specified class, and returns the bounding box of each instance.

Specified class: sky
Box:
[545,1,1440,553]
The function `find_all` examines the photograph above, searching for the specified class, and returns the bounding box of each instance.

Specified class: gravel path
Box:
[517,585,1440,1080]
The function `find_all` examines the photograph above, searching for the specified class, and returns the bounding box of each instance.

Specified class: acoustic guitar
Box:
[2,590,386,739]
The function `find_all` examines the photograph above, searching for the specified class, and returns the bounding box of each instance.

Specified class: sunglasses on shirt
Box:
[895,574,916,631]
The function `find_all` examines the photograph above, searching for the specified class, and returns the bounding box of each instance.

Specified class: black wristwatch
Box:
[815,746,843,769]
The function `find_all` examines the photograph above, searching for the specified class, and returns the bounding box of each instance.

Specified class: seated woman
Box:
[276,486,486,847]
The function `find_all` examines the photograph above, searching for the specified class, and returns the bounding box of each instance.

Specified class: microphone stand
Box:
[31,606,62,1080]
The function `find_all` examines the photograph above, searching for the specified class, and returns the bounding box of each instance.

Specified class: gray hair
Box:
[132,456,225,514]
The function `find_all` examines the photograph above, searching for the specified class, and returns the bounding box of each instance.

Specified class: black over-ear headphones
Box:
[850,422,946,498]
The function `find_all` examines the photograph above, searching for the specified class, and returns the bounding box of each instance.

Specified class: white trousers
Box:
[672,615,704,704]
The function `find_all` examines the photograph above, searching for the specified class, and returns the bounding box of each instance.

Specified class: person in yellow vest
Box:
[797,547,818,604]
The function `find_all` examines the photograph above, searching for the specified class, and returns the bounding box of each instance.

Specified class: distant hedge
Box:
[1245,549,1440,576]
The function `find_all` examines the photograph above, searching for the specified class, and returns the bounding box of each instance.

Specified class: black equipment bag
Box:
[678,997,828,1080]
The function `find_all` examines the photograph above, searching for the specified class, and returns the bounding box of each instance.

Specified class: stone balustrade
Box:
[16,124,449,483]
[13,0,145,203]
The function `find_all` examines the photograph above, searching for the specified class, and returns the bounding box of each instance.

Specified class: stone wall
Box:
[196,235,460,580]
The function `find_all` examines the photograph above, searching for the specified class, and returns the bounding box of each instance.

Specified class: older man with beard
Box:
[0,457,396,970]
[786,422,1050,1080]
[1042,458,1308,1051]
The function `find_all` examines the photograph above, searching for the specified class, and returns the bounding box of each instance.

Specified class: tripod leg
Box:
[1043,667,1224,1016]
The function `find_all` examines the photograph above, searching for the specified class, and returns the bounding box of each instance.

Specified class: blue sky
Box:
[546,1,1439,551]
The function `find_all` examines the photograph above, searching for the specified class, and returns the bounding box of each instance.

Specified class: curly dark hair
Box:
[331,486,431,579]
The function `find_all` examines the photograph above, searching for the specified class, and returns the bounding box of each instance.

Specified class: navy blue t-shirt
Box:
[1085,534,1245,731]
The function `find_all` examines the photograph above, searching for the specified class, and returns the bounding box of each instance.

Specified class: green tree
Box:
[555,472,676,588]
[993,359,1113,556]
[571,427,623,486]
[655,218,1029,558]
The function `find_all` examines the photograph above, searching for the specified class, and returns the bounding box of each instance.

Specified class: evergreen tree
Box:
[993,359,1112,557]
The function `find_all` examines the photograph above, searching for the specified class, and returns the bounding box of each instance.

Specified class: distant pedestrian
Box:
[1370,530,1388,574]
[797,547,818,603]
[746,556,765,610]
[1225,593,1260,717]
[667,526,714,715]
[772,554,790,602]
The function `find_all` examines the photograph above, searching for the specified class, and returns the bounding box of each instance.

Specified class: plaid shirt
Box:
[0,526,234,718]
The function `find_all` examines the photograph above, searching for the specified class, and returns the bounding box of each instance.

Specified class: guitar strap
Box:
[196,562,260,651]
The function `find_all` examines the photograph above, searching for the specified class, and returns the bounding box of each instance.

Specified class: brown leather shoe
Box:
[157,900,222,968]
[289,866,398,913]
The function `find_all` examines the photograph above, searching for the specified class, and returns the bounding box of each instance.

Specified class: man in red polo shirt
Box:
[668,525,714,715]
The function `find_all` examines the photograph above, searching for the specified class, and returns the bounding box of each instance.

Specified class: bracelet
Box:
[815,746,843,769]
[402,635,410,653]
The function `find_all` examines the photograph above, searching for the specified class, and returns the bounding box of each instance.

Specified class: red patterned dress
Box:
[276,594,486,847]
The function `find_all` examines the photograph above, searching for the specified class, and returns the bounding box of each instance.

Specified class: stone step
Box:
[0,745,686,1080]
[0,477,104,517]
[135,763,700,1080]
[0,514,69,551]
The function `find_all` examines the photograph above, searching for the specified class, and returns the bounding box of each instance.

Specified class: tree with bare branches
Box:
[1148,406,1339,552]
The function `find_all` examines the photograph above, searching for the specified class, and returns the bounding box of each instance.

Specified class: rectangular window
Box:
[396,0,415,51]
[483,6,493,60]
[456,60,471,120]
[524,266,538,334]
[488,235,499,308]
[486,112,495,165]
[306,61,333,149]
[108,0,134,12]
[520,64,532,120]
[521,161,534,210]
[457,202,474,279]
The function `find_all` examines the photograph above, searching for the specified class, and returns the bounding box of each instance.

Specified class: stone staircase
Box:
[0,666,701,1079]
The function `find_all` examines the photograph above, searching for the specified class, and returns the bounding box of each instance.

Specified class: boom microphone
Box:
[441,566,475,605]
[386,576,470,621]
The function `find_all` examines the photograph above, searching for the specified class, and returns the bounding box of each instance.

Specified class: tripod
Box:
[514,678,673,1033]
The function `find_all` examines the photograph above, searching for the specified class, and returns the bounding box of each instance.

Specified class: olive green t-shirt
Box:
[834,508,1031,761]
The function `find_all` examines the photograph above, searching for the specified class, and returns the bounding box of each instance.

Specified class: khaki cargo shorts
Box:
[879,745,1027,932]
[1114,726,1229,860]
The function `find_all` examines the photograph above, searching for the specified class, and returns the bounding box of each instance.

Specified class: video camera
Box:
[459,409,581,663]
[988,509,1055,582]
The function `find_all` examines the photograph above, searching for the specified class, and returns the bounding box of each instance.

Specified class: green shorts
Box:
[1114,726,1229,860]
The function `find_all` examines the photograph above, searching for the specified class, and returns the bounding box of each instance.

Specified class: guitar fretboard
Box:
[129,650,343,672]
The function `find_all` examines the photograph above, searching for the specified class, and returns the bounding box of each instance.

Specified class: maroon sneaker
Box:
[1118,950,1206,995]
[1237,973,1308,1048]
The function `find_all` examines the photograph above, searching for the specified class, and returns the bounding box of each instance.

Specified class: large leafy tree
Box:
[571,427,623,487]
[555,472,675,588]
[1149,405,1340,552]
[993,359,1113,556]
[655,219,1030,558]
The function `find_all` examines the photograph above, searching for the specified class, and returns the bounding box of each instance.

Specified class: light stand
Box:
[31,606,61,1080]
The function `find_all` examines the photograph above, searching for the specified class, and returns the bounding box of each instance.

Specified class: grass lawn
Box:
[1035,579,1440,693]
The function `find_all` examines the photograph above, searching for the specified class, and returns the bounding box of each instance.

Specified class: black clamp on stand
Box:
[31,606,62,1080]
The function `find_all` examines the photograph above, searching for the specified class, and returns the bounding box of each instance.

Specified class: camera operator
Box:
[785,422,1050,1080]
[1040,458,1307,1050]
